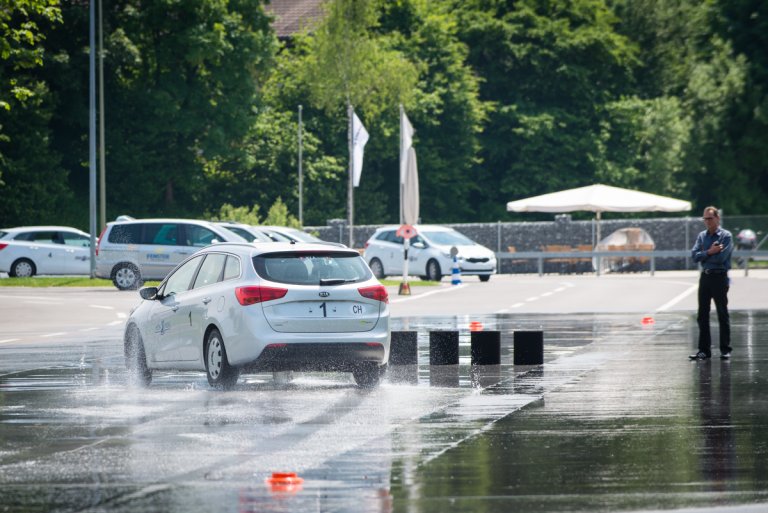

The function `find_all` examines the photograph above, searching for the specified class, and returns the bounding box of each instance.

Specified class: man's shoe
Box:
[688,352,710,360]
[720,352,731,360]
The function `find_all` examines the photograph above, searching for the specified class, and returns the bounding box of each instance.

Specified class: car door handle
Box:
[202,297,212,304]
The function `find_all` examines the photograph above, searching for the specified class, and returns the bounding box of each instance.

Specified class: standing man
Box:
[690,206,733,360]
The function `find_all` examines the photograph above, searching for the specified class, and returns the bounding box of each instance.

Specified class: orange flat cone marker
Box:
[398,282,411,295]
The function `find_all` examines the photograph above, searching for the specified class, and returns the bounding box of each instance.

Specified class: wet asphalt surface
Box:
[1,275,768,513]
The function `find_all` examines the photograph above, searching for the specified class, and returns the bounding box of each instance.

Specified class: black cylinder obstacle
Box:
[429,330,459,365]
[513,331,544,365]
[470,330,501,365]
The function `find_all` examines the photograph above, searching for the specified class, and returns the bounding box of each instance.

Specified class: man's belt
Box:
[702,268,727,275]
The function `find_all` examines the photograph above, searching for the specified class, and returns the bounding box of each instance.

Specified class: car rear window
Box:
[253,251,372,285]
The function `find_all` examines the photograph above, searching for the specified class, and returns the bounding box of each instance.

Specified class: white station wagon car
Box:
[0,226,91,277]
[363,225,497,282]
[124,242,390,389]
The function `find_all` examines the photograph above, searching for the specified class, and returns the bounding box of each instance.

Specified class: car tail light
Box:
[0,243,7,251]
[358,285,388,303]
[95,226,107,256]
[364,241,369,249]
[235,286,288,306]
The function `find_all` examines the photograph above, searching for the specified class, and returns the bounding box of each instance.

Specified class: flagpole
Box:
[399,104,403,225]
[348,103,354,248]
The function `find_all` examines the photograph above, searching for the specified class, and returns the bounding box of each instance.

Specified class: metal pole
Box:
[399,104,403,225]
[298,104,303,225]
[98,0,106,232]
[347,103,354,248]
[89,0,97,278]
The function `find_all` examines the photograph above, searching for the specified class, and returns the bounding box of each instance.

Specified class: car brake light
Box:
[364,241,369,249]
[95,226,108,256]
[235,286,288,306]
[0,243,7,251]
[358,285,388,303]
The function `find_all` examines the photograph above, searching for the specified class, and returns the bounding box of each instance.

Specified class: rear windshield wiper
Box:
[318,278,355,286]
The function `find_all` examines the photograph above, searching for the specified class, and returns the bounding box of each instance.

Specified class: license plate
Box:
[310,301,365,318]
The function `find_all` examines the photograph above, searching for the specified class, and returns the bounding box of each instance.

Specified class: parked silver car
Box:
[0,226,91,277]
[363,225,497,281]
[124,242,390,388]
[95,217,246,290]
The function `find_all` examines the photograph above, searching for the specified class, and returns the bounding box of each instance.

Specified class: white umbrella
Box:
[506,183,691,243]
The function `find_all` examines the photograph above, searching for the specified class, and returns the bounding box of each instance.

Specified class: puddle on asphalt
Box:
[1,312,767,512]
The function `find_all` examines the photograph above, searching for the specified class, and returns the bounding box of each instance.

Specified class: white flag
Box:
[352,112,369,188]
[400,109,414,184]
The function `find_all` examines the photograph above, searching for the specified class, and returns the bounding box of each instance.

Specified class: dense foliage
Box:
[0,0,765,231]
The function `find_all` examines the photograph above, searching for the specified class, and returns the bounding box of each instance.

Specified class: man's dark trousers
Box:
[697,272,731,356]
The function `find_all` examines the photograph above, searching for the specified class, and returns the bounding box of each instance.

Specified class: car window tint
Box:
[193,253,227,289]
[108,223,141,244]
[225,226,252,241]
[145,224,178,245]
[162,255,203,296]
[62,232,90,247]
[422,231,474,246]
[17,231,57,243]
[253,251,372,285]
[223,255,240,281]
[185,225,219,247]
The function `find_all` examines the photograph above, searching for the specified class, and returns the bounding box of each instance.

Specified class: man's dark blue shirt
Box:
[691,227,733,271]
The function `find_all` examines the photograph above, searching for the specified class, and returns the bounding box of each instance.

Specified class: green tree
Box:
[453,0,640,220]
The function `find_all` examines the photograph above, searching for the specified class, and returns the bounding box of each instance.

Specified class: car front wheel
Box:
[112,263,142,290]
[369,258,385,279]
[426,259,442,282]
[205,328,239,389]
[10,258,35,278]
[124,325,152,387]
[479,275,491,282]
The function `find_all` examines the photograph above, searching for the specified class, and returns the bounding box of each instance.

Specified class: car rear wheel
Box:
[369,258,385,279]
[479,275,491,282]
[352,362,381,388]
[205,328,239,389]
[125,325,152,387]
[10,258,35,278]
[112,263,142,290]
[426,259,442,282]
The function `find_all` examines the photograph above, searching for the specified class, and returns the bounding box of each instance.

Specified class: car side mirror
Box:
[139,286,159,300]
[412,241,426,249]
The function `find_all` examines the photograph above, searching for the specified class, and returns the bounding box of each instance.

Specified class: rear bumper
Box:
[241,343,387,373]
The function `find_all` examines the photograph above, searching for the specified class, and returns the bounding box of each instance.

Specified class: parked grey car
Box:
[95,217,246,290]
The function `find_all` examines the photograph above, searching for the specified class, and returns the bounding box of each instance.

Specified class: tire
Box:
[369,258,385,279]
[112,263,142,290]
[205,328,239,389]
[426,259,442,282]
[10,258,35,278]
[352,362,381,388]
[124,325,152,387]
[479,275,491,282]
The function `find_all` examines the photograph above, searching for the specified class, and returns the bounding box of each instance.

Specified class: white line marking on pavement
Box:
[525,296,539,302]
[41,332,66,338]
[108,321,123,326]
[656,284,698,312]
[117,312,127,319]
[390,284,467,304]
[89,304,114,310]
[0,339,20,344]
[79,327,99,332]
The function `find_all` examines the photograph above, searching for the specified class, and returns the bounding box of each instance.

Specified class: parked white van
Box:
[95,218,245,289]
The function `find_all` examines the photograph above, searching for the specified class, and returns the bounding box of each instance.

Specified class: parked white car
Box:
[0,226,91,277]
[95,217,246,290]
[363,225,497,281]
[124,242,390,388]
